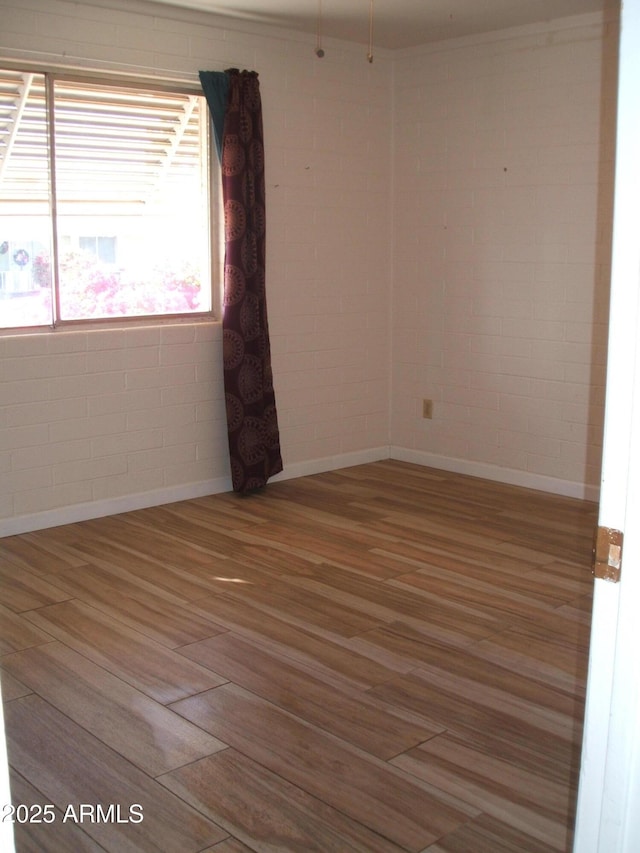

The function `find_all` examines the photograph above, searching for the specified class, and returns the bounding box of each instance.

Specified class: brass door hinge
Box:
[593,526,624,582]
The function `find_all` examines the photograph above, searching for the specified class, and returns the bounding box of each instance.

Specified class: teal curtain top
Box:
[199,70,229,161]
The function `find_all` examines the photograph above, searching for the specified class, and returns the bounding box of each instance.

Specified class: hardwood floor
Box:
[0,460,597,852]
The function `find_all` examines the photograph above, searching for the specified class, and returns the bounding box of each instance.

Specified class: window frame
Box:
[0,63,221,333]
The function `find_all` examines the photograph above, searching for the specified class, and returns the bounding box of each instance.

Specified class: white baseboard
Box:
[0,475,233,538]
[390,446,600,502]
[0,447,391,538]
[270,446,390,484]
[0,444,598,537]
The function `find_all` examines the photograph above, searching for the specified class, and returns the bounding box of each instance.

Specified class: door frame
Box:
[573,0,640,849]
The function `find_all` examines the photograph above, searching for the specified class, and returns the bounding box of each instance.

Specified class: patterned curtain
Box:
[200,69,283,493]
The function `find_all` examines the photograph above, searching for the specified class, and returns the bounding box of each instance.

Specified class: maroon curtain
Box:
[220,70,283,493]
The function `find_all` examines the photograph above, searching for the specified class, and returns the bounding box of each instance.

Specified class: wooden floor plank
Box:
[215,577,386,638]
[192,592,399,688]
[0,667,32,701]
[0,534,88,574]
[360,622,581,715]
[48,536,231,603]
[0,603,54,656]
[392,561,578,609]
[2,643,227,776]
[0,461,596,852]
[23,599,227,704]
[392,733,577,851]
[423,811,561,853]
[283,569,505,647]
[9,770,106,853]
[204,840,256,853]
[0,563,73,613]
[170,682,477,852]
[5,695,228,852]
[368,667,581,786]
[178,631,442,759]
[472,627,589,694]
[160,748,409,852]
[51,563,229,648]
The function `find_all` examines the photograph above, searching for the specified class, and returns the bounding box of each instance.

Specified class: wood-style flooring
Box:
[0,460,597,852]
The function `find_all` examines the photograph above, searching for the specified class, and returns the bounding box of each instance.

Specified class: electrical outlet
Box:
[422,399,433,419]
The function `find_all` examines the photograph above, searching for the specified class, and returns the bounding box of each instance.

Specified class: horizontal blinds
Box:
[0,70,48,199]
[0,69,204,202]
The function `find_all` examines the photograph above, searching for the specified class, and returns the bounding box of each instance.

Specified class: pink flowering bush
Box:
[32,250,203,321]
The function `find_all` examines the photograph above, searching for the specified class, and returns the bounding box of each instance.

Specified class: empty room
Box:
[1,0,639,851]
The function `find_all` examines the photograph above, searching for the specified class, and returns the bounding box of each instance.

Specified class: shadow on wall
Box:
[587,14,620,490]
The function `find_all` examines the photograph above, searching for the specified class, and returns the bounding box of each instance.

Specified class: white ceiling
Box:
[149,0,617,50]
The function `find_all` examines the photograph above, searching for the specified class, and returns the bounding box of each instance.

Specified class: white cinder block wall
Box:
[0,0,393,535]
[391,14,618,499]
[0,0,619,534]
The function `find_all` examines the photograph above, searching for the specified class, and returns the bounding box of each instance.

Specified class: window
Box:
[0,68,215,329]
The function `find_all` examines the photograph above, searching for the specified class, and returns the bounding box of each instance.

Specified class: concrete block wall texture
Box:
[0,0,393,534]
[391,14,617,499]
[0,0,617,533]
